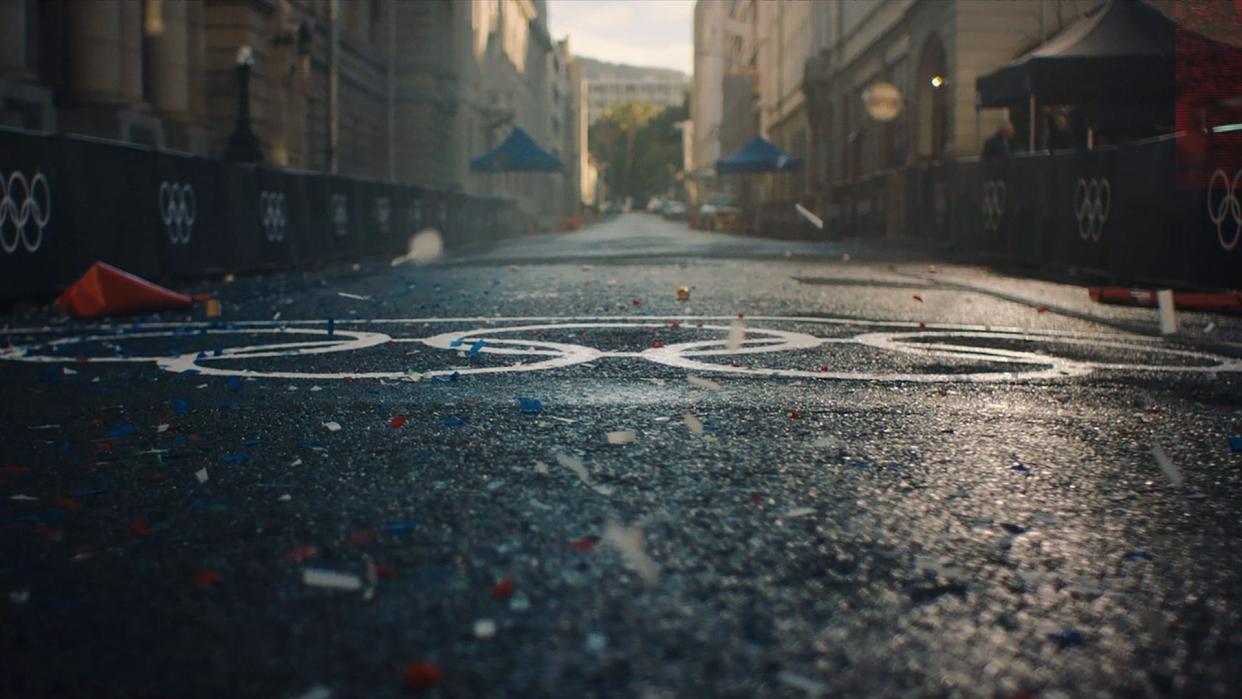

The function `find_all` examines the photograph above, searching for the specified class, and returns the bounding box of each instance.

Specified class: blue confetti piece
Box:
[1123,549,1153,562]
[1049,628,1083,648]
[517,397,543,414]
[67,488,105,498]
[172,399,189,416]
[1229,436,1242,452]
[1011,463,1030,473]
[327,318,335,337]
[415,449,432,461]
[467,340,486,355]
[226,377,243,392]
[440,417,465,427]
[243,438,261,446]
[213,347,223,357]
[174,435,188,445]
[220,452,249,464]
[449,338,465,348]
[430,371,461,384]
[384,519,420,533]
[196,351,207,359]
[107,424,136,439]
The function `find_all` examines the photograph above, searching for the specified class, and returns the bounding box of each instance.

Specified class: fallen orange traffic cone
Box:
[58,261,193,318]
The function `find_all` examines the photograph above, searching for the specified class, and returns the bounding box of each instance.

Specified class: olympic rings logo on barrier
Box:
[159,181,196,245]
[259,191,287,243]
[0,170,50,254]
[2,316,1240,384]
[332,194,349,237]
[1075,177,1110,242]
[1207,168,1241,252]
[981,179,1005,232]
[374,196,391,233]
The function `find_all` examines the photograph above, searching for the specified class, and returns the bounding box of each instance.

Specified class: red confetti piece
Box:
[129,519,150,536]
[695,322,703,328]
[187,434,202,443]
[402,661,443,690]
[491,577,515,599]
[1036,306,1050,313]
[668,321,680,329]
[193,570,224,588]
[347,530,376,546]
[569,537,595,552]
[75,356,90,363]
[650,340,664,348]
[146,472,165,482]
[750,491,765,505]
[95,442,113,452]
[738,313,745,319]
[631,299,642,306]
[912,294,924,302]
[788,410,801,420]
[57,497,80,511]
[281,545,317,562]
[818,366,829,372]
[389,415,407,428]
[918,321,927,329]
[376,564,396,578]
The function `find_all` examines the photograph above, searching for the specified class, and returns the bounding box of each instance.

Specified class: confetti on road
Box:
[195,468,208,483]
[322,421,342,432]
[491,577,515,599]
[291,686,334,699]
[726,319,746,351]
[1229,436,1242,452]
[336,292,371,301]
[302,568,362,591]
[683,413,704,435]
[402,661,442,691]
[785,507,816,519]
[1152,444,1182,487]
[676,285,690,301]
[388,415,407,428]
[473,619,497,639]
[776,670,828,697]
[517,397,543,414]
[912,294,924,303]
[606,430,636,445]
[554,453,614,496]
[602,520,659,585]
[193,570,224,588]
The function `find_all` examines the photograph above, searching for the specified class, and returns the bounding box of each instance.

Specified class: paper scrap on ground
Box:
[683,413,704,435]
[322,421,342,432]
[602,520,660,585]
[1157,289,1179,334]
[554,453,614,495]
[785,507,816,519]
[794,203,824,230]
[195,468,208,484]
[1152,444,1182,487]
[302,568,362,591]
[777,670,828,697]
[336,292,371,301]
[606,430,636,445]
[687,375,722,390]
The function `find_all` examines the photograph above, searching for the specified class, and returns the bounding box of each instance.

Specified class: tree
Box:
[611,100,659,201]
[589,98,688,204]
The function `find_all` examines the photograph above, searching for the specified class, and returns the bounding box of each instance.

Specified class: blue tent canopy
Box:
[470,127,563,173]
[716,137,803,174]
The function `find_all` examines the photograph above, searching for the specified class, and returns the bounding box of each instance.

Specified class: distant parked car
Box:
[697,192,741,231]
[661,200,688,220]
[645,197,664,213]
[602,201,624,215]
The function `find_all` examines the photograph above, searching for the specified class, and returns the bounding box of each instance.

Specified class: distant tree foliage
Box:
[589,98,689,204]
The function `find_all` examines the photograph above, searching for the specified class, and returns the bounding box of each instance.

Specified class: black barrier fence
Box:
[0,127,524,300]
[814,137,1241,290]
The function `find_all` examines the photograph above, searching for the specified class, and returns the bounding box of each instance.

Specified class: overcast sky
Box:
[546,0,695,76]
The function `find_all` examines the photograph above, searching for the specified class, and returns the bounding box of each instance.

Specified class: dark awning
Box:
[470,127,563,173]
[976,0,1176,107]
[716,137,803,174]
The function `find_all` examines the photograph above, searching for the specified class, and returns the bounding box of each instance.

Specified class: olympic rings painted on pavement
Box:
[159,181,196,245]
[1075,177,1110,242]
[259,191,287,242]
[2,316,1239,383]
[1207,168,1241,252]
[0,170,51,254]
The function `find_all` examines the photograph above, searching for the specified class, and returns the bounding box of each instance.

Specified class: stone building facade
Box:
[0,0,581,223]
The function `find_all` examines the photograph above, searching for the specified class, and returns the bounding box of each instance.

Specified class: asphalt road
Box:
[2,213,1242,698]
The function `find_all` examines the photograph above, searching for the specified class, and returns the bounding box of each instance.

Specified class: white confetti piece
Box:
[794,203,824,229]
[278,494,292,502]
[302,568,362,591]
[548,415,576,424]
[290,458,303,467]
[1152,444,1182,487]
[606,430,636,445]
[62,367,77,375]
[602,520,660,585]
[554,453,613,495]
[683,413,704,435]
[642,377,666,386]
[310,385,323,392]
[1157,289,1178,334]
[785,507,816,519]
[534,461,550,475]
[336,292,371,301]
[726,319,746,351]
[687,375,722,390]
[776,670,828,697]
[195,468,208,484]
[9,590,30,605]
[473,618,497,639]
[10,494,38,501]
[27,424,61,430]
[322,421,342,432]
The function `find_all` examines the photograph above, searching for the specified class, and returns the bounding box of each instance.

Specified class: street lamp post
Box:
[225,45,262,162]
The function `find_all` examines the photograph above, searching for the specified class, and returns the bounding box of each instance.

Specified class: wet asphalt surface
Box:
[2,213,1242,698]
